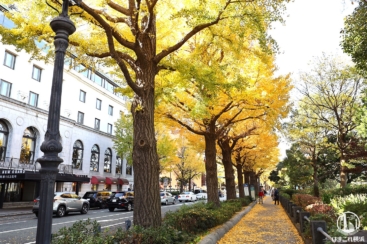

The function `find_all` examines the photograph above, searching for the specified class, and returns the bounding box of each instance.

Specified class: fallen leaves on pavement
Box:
[218,196,304,244]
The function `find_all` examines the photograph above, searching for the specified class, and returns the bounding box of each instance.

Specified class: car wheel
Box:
[56,206,66,217]
[80,204,89,214]
[109,207,115,212]
[165,200,168,205]
[127,203,132,211]
[179,200,182,203]
[172,199,176,205]
[34,212,38,218]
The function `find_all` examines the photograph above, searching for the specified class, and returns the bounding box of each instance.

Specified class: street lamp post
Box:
[35,1,75,243]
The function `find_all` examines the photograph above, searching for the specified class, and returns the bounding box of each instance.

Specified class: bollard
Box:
[311,220,327,244]
[293,206,302,223]
[299,211,311,233]
[125,219,132,231]
[287,201,294,215]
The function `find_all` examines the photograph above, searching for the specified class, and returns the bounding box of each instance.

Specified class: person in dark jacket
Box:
[273,188,279,205]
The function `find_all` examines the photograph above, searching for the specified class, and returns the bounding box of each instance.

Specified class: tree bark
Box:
[204,134,220,207]
[132,66,161,227]
[218,140,237,200]
[236,164,245,198]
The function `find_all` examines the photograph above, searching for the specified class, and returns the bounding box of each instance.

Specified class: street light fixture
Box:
[35,1,76,243]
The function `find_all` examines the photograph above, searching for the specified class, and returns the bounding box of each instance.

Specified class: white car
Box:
[160,192,176,205]
[196,192,207,199]
[178,192,197,202]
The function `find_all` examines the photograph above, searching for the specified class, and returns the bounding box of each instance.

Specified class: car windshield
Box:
[183,192,191,195]
[112,192,126,198]
[84,193,95,198]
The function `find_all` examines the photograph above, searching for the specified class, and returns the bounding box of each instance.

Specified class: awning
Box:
[118,178,129,185]
[106,177,118,185]
[90,176,105,184]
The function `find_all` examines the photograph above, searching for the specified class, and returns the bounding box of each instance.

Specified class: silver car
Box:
[32,192,89,217]
[160,192,176,205]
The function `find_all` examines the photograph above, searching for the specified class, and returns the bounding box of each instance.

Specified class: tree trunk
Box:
[244,171,251,185]
[249,171,256,199]
[132,70,161,227]
[236,164,245,198]
[218,141,237,200]
[340,158,347,188]
[204,134,220,207]
[311,162,319,197]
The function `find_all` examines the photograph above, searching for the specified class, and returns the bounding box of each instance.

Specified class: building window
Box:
[95,118,100,130]
[0,80,12,97]
[77,112,84,124]
[107,123,112,134]
[104,148,112,173]
[3,51,16,69]
[90,144,99,172]
[0,120,9,162]
[108,105,113,116]
[79,90,86,103]
[115,156,122,174]
[28,92,39,107]
[126,165,132,175]
[72,140,83,170]
[32,65,42,82]
[20,127,37,164]
[96,99,102,110]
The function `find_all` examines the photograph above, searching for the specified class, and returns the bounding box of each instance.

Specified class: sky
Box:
[268,0,356,159]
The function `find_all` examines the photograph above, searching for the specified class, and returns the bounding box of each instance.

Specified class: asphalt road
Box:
[0,201,197,244]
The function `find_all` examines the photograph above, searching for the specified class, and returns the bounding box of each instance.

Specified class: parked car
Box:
[106,191,134,212]
[160,192,176,205]
[178,191,197,202]
[32,192,89,218]
[194,189,207,199]
[82,191,112,209]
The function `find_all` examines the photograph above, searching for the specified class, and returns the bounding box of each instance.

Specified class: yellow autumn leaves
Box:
[218,197,304,244]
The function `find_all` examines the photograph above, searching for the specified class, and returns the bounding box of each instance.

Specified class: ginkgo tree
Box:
[0,0,290,227]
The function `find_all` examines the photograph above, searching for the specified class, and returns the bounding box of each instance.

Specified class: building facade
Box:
[0,9,133,203]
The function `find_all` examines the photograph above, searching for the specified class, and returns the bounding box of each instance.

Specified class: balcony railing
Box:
[0,157,73,174]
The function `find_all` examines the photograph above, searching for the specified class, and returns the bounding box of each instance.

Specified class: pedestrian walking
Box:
[258,186,264,204]
[273,188,280,205]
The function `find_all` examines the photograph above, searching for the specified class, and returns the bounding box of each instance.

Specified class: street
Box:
[0,201,195,244]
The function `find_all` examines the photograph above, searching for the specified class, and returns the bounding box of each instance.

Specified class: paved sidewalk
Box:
[217,195,304,244]
[0,207,33,218]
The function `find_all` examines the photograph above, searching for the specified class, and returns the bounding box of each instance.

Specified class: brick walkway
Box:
[218,195,304,244]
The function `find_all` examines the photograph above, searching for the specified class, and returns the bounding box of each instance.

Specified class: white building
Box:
[0,8,133,204]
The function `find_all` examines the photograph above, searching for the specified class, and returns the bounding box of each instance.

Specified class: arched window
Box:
[104,148,112,173]
[72,140,83,170]
[0,121,9,161]
[115,156,122,174]
[20,127,37,164]
[90,144,99,172]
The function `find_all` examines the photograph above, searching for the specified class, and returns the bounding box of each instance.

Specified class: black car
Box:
[82,191,112,209]
[106,191,134,212]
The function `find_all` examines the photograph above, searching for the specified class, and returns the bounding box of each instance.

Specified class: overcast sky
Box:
[269,0,356,159]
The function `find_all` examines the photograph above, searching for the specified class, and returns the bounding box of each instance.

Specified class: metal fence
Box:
[0,157,73,174]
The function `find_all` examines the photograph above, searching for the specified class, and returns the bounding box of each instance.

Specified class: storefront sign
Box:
[0,169,25,179]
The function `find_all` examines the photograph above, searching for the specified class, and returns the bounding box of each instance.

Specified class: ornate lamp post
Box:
[35,1,76,243]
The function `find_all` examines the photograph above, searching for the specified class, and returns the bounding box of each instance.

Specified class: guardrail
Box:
[278,195,367,244]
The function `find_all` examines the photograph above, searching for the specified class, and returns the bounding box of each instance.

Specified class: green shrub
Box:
[321,184,367,204]
[330,194,367,217]
[280,188,298,198]
[279,192,291,200]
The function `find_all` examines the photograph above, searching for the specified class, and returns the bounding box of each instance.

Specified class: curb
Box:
[198,200,257,244]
